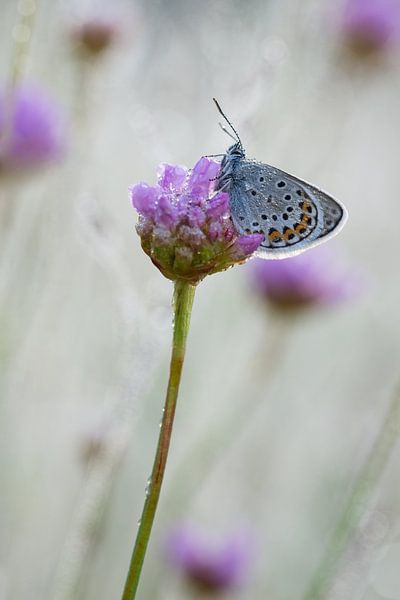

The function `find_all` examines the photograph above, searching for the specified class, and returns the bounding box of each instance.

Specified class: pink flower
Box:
[130,158,264,284]
[341,0,400,54]
[250,247,358,312]
[0,85,66,172]
[166,526,255,594]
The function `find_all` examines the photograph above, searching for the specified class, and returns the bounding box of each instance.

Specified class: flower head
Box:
[250,247,357,313]
[130,158,264,284]
[0,85,66,172]
[341,0,400,54]
[71,18,120,57]
[166,526,254,594]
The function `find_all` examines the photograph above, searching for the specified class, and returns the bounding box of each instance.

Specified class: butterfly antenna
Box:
[213,98,243,149]
[218,122,237,142]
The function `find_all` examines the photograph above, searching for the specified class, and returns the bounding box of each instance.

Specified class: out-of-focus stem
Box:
[8,0,39,90]
[51,209,167,600]
[303,380,400,600]
[0,1,39,158]
[165,310,291,516]
[121,280,196,600]
[52,432,129,600]
[142,309,292,600]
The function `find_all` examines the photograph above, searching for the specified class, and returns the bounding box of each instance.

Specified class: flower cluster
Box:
[0,85,65,172]
[341,0,400,54]
[130,158,264,284]
[250,247,356,312]
[166,526,253,594]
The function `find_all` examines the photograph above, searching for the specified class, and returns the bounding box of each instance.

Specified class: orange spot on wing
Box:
[294,223,307,235]
[283,228,295,241]
[301,213,309,225]
[268,230,282,242]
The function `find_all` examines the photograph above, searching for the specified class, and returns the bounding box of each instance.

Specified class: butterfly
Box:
[213,99,348,259]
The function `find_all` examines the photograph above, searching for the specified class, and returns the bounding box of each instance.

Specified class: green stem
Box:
[303,381,400,599]
[121,279,196,600]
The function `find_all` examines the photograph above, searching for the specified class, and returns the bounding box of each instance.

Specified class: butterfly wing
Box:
[229,160,347,259]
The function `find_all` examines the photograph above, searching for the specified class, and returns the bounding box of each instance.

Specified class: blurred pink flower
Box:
[341,0,400,54]
[130,158,264,284]
[166,526,254,594]
[250,247,358,312]
[0,85,66,172]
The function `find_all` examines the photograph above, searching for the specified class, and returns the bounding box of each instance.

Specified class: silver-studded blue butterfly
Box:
[213,99,348,259]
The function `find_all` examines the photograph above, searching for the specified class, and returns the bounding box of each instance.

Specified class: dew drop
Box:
[145,477,152,497]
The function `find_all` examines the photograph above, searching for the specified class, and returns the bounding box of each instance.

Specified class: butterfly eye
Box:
[272,215,278,221]
[277,181,286,188]
[284,194,291,201]
[251,190,257,196]
[261,214,268,220]
[296,190,302,196]
[282,213,289,220]
[287,207,293,212]
[259,177,264,182]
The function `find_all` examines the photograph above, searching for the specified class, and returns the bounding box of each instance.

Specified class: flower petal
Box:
[157,162,188,191]
[233,233,264,257]
[205,192,229,220]
[188,157,221,196]
[187,206,206,228]
[130,183,159,217]
[156,194,179,228]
